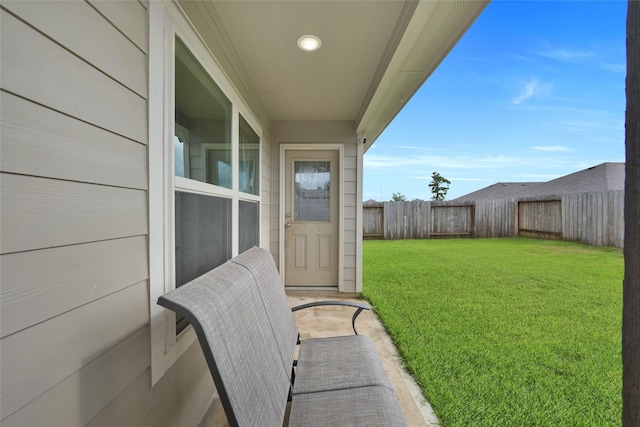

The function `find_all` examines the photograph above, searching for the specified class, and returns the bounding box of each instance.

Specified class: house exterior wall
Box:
[1,1,364,425]
[1,1,216,426]
[271,121,360,292]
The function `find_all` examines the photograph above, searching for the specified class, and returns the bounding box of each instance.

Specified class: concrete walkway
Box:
[288,291,439,427]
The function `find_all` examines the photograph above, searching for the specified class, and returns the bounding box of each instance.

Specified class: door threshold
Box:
[286,288,362,298]
[285,286,338,291]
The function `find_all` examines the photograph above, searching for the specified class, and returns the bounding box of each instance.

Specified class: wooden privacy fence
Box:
[363,190,624,248]
[518,200,562,239]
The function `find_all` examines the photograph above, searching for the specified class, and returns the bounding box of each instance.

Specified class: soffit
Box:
[180,1,489,144]
[210,1,408,122]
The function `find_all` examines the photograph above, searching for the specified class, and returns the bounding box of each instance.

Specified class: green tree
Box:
[391,192,407,202]
[428,171,451,201]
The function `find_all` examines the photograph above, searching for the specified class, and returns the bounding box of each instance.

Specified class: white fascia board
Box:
[356,0,490,152]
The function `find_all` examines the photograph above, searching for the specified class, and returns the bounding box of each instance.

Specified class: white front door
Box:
[284,150,339,287]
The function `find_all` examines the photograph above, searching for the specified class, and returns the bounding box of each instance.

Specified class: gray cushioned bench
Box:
[158,246,408,427]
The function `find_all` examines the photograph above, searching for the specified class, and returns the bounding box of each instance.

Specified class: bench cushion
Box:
[289,386,408,427]
[294,335,392,395]
[157,261,290,427]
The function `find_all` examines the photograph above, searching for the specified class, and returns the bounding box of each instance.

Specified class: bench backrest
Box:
[157,259,291,427]
[230,246,299,375]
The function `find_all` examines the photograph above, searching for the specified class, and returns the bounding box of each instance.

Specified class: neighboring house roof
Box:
[454,162,625,201]
[516,162,625,198]
[454,182,543,201]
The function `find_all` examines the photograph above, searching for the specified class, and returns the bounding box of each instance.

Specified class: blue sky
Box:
[364,0,627,201]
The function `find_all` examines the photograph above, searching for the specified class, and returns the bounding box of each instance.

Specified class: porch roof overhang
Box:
[178,0,489,150]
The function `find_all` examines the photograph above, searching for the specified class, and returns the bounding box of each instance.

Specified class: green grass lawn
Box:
[362,238,623,426]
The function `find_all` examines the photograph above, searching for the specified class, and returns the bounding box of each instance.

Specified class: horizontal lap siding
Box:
[1,92,147,189]
[1,282,149,417]
[87,0,149,54]
[1,326,150,427]
[261,134,273,250]
[1,236,149,337]
[0,9,147,143]
[0,1,161,425]
[2,0,148,97]
[86,341,214,427]
[343,144,358,291]
[0,174,147,254]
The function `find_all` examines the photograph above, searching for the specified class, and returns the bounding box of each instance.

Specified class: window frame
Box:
[149,1,262,386]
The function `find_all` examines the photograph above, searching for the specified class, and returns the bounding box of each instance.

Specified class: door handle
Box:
[285,222,291,228]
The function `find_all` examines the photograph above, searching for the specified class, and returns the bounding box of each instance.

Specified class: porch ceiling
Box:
[180,0,489,147]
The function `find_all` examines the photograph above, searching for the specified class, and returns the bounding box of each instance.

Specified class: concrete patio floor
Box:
[203,291,439,426]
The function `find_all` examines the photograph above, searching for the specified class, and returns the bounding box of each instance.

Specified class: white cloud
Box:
[530,145,574,152]
[364,150,556,172]
[602,63,626,73]
[562,119,624,133]
[433,177,487,182]
[511,78,539,105]
[596,137,623,144]
[536,44,595,62]
[363,155,421,169]
[517,105,606,116]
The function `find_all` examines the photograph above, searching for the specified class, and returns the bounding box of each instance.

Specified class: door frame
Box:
[279,144,344,290]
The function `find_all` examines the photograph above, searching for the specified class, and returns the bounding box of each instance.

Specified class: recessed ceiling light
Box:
[297,34,321,52]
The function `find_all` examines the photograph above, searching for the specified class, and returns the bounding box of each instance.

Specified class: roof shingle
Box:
[454,162,624,201]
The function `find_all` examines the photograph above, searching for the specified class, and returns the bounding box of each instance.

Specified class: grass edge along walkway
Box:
[363,238,622,426]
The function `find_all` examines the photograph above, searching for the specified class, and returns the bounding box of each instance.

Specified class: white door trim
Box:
[279,144,344,291]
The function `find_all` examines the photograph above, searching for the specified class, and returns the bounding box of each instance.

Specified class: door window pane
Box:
[174,37,232,188]
[239,115,259,195]
[294,161,330,221]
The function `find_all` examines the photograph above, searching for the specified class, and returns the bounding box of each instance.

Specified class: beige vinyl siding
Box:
[0,9,146,143]
[87,341,214,427]
[0,236,148,338]
[343,143,359,292]
[3,0,147,98]
[1,281,148,417]
[0,1,212,425]
[87,0,149,54]
[261,133,273,250]
[1,93,147,189]
[1,326,149,427]
[0,174,147,254]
